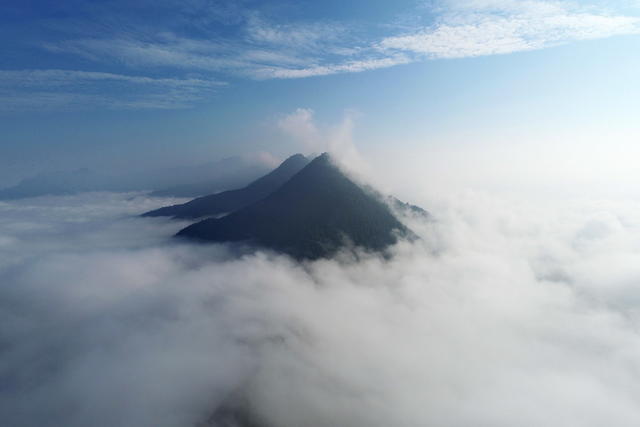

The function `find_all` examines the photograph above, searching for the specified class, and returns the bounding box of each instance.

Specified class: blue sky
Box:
[1,0,639,187]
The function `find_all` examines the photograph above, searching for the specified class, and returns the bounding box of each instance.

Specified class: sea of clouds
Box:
[2,187,640,427]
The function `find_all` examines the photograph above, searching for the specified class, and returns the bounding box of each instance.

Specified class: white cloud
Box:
[4,188,640,426]
[245,14,348,50]
[380,0,640,59]
[37,0,640,84]
[42,30,406,81]
[276,108,370,178]
[253,55,411,79]
[277,108,322,152]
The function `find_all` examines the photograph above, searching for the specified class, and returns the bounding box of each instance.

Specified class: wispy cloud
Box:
[253,55,411,79]
[379,0,640,59]
[42,0,640,81]
[244,14,349,51]
[0,69,225,112]
[43,17,363,80]
[3,0,639,112]
[45,36,313,76]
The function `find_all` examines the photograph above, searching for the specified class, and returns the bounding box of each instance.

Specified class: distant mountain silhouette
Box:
[142,154,310,219]
[0,155,272,200]
[0,168,105,199]
[176,153,412,260]
[147,156,273,197]
[148,176,253,198]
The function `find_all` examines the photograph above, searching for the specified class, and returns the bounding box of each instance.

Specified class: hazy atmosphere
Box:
[1,1,640,426]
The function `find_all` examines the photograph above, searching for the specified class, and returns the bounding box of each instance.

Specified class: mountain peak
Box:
[311,152,331,164]
[177,152,411,260]
[283,153,307,162]
[142,154,309,219]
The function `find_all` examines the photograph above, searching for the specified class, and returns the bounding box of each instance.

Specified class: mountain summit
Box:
[177,153,411,260]
[143,154,309,219]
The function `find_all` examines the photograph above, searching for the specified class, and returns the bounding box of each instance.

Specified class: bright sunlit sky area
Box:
[1,0,639,195]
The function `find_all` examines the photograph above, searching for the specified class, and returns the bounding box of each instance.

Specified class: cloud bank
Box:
[2,186,640,426]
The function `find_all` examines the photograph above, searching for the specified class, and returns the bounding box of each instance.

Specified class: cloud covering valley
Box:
[2,186,640,426]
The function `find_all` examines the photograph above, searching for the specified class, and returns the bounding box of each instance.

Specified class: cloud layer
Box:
[2,187,640,426]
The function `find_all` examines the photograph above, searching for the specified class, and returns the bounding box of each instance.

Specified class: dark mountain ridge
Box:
[142,154,309,219]
[177,153,412,260]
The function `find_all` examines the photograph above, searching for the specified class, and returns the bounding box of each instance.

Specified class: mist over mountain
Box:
[4,189,640,427]
[177,153,412,260]
[143,154,310,219]
[0,155,273,200]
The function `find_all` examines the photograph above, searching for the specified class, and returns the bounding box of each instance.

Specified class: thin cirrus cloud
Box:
[378,0,640,59]
[0,69,225,111]
[5,0,640,111]
[43,0,640,81]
